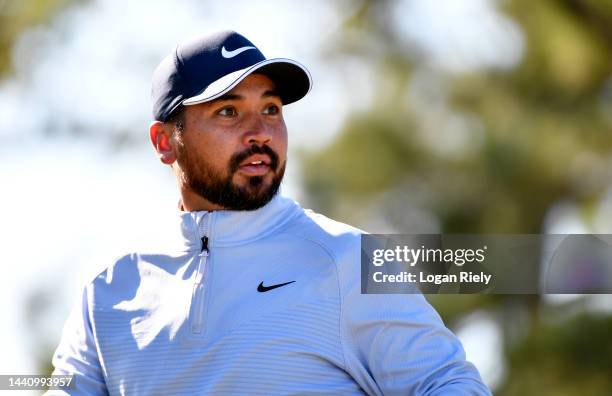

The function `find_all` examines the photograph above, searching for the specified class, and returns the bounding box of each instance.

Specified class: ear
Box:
[149,121,177,165]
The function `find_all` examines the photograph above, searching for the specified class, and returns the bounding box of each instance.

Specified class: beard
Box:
[176,143,285,211]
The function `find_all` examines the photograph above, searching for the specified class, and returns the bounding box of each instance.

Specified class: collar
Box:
[176,194,301,252]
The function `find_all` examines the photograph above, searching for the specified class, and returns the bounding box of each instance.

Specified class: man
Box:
[48,31,491,395]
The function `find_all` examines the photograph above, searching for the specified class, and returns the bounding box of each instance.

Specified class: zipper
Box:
[190,214,211,335]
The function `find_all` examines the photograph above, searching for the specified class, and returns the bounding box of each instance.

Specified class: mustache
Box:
[229,144,280,173]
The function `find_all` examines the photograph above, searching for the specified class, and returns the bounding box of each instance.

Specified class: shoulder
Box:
[78,253,138,301]
[282,206,366,290]
[83,252,177,309]
[284,206,364,261]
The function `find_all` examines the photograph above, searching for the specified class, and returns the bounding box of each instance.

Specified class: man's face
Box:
[172,73,288,211]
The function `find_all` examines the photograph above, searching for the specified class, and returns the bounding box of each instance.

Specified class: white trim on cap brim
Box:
[181,58,312,105]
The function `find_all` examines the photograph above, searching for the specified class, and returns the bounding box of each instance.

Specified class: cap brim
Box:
[181,58,312,106]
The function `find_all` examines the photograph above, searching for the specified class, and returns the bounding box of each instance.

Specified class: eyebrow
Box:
[213,89,281,103]
[262,89,280,98]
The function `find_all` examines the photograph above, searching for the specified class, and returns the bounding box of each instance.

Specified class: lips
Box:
[230,145,279,176]
[238,154,272,176]
[239,154,271,167]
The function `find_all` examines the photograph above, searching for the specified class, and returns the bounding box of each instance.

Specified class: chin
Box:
[244,182,274,198]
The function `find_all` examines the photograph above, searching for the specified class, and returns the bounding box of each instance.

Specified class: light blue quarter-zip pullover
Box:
[48,194,491,395]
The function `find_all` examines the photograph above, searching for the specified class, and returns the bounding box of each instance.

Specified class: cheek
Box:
[184,128,234,163]
[275,126,288,158]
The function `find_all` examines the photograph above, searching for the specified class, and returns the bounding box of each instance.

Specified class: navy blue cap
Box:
[151,31,312,122]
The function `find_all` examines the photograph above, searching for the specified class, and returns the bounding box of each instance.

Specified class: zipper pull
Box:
[200,236,209,256]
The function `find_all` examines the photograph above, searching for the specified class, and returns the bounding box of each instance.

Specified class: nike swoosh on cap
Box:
[221,45,256,58]
[257,281,295,292]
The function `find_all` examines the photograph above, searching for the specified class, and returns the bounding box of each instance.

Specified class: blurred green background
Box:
[2,0,612,395]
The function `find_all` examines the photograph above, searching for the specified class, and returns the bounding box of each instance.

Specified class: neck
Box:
[178,188,226,212]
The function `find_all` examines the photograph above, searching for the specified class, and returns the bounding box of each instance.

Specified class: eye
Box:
[263,104,280,115]
[217,106,237,117]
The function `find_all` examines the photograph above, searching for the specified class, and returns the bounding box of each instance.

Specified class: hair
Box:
[166,106,185,135]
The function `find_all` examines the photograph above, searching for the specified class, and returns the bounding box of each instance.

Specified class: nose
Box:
[242,113,272,147]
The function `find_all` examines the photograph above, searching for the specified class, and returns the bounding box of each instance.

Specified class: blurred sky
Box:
[2,0,605,393]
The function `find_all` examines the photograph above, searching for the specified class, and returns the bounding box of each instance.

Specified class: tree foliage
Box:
[0,0,80,78]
